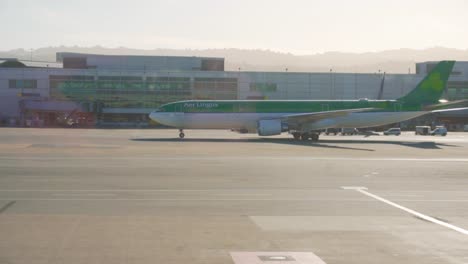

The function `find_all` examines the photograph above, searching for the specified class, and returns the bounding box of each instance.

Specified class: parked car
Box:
[383,128,401,135]
[415,126,431,135]
[431,126,447,136]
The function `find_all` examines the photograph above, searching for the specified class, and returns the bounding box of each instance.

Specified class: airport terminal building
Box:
[1,53,467,129]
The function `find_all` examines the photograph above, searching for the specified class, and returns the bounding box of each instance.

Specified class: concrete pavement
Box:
[0,128,467,264]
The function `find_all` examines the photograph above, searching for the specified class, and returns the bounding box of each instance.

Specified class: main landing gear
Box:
[292,132,319,142]
[179,129,185,139]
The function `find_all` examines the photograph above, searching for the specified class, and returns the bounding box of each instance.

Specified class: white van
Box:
[383,128,401,136]
[431,126,447,136]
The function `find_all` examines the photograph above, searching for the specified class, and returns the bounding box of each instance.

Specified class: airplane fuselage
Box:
[149,99,427,132]
[150,111,426,132]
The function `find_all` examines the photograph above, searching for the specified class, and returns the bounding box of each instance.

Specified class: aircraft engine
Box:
[257,119,283,136]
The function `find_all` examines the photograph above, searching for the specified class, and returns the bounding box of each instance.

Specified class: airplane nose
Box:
[149,112,180,127]
[149,112,161,122]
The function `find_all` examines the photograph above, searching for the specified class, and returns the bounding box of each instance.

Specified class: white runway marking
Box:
[231,251,326,264]
[341,186,367,190]
[0,189,327,192]
[343,186,468,235]
[0,198,383,201]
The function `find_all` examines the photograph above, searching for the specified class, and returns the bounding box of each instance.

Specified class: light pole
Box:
[329,68,333,99]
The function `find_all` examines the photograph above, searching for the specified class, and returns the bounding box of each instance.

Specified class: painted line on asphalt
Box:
[0,198,468,202]
[0,198,375,201]
[52,193,117,197]
[342,186,468,235]
[1,156,468,162]
[0,189,328,192]
[231,251,326,264]
[0,189,365,192]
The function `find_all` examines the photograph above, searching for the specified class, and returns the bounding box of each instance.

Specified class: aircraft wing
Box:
[281,108,376,123]
[423,99,468,110]
[431,107,468,114]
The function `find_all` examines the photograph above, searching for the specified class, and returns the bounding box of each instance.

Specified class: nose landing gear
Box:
[179,129,185,139]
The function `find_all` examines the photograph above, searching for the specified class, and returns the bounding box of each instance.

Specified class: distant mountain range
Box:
[2,46,468,73]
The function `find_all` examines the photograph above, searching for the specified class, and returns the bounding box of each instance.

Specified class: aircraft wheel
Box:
[179,132,185,139]
[300,133,310,141]
[311,134,319,141]
[292,132,301,140]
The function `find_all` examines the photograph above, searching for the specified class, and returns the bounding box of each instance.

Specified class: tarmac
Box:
[0,128,467,264]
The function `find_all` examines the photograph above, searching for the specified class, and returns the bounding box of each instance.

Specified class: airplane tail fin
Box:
[398,61,455,106]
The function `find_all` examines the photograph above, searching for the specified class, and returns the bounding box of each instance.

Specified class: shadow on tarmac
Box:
[132,137,459,151]
[318,139,459,150]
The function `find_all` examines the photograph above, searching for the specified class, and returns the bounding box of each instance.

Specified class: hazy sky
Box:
[1,0,467,54]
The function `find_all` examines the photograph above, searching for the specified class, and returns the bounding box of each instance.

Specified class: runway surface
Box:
[0,128,467,264]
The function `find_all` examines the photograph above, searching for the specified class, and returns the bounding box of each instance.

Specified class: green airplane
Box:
[150,61,465,141]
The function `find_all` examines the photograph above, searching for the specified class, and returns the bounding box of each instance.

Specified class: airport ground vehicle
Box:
[383,128,401,135]
[56,110,95,128]
[358,130,380,136]
[324,128,339,135]
[341,128,358,135]
[431,126,447,136]
[415,126,431,135]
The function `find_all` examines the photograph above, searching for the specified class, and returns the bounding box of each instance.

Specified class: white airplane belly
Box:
[183,113,285,129]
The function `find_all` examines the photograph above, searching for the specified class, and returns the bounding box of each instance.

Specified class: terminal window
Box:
[194,77,237,99]
[250,83,277,92]
[201,59,224,71]
[9,79,37,89]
